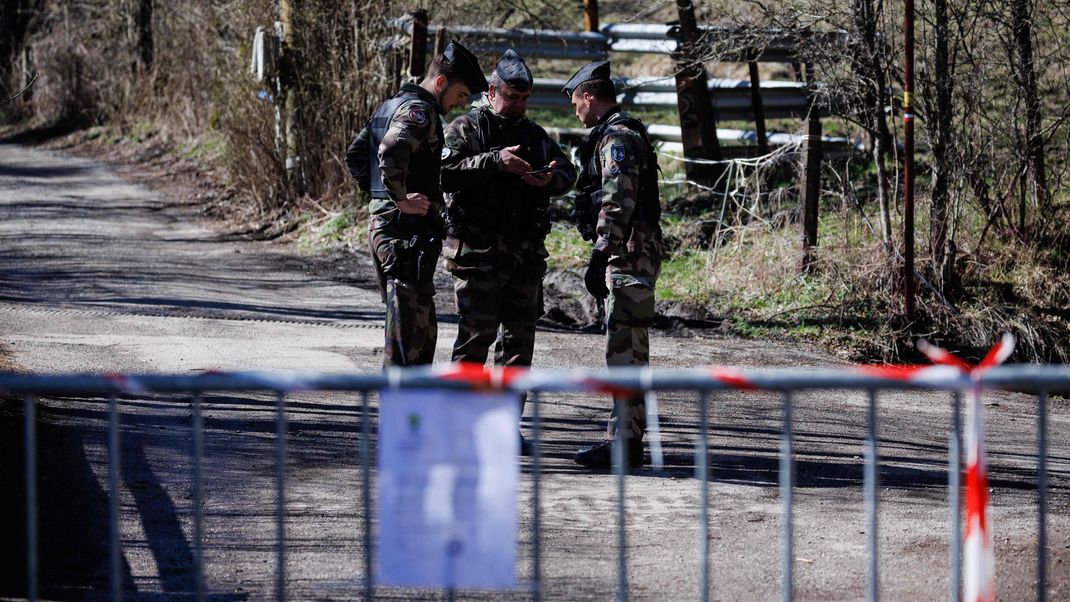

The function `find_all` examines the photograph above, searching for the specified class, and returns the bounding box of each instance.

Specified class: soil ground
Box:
[1,141,1068,600]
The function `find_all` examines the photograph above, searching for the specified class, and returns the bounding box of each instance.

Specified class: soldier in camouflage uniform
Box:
[564,61,664,469]
[441,50,577,453]
[344,41,487,368]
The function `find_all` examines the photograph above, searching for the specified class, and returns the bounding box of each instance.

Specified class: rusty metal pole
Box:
[903,0,916,319]
[584,0,599,32]
[408,9,429,79]
[673,0,721,183]
[800,63,822,273]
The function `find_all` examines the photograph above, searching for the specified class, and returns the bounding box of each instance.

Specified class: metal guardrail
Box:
[526,76,813,120]
[390,19,848,63]
[7,364,1062,601]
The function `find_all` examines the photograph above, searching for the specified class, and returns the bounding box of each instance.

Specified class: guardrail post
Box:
[24,394,38,602]
[434,27,448,57]
[408,10,429,79]
[673,0,722,184]
[1037,391,1048,602]
[799,62,822,273]
[584,0,599,32]
[747,62,770,155]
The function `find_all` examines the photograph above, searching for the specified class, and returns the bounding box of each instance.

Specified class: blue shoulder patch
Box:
[610,144,626,162]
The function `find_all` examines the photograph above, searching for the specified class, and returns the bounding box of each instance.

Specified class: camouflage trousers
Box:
[382,278,437,368]
[369,227,439,368]
[603,222,663,441]
[446,236,547,413]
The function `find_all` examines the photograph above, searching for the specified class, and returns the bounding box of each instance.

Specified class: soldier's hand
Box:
[398,192,430,215]
[584,249,610,300]
[522,160,557,187]
[498,145,533,175]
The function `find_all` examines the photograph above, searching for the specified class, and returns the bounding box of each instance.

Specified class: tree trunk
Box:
[852,0,893,245]
[1011,0,1049,238]
[930,0,954,292]
[135,0,153,74]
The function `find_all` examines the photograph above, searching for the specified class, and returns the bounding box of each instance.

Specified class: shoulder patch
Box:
[611,144,626,162]
[407,106,428,125]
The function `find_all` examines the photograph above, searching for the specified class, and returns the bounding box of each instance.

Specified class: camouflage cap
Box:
[494,49,533,91]
[561,60,611,96]
[443,40,489,94]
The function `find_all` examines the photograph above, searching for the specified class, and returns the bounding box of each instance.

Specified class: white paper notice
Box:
[377,389,520,589]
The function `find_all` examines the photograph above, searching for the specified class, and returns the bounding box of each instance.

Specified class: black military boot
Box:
[574,438,644,469]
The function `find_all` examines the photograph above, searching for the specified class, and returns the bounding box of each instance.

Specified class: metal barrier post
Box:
[949,391,962,602]
[109,393,122,602]
[696,391,710,602]
[1038,391,1048,602]
[780,391,794,602]
[192,394,205,602]
[275,391,287,601]
[613,395,629,602]
[360,390,373,601]
[864,390,879,601]
[24,394,38,602]
[531,391,543,602]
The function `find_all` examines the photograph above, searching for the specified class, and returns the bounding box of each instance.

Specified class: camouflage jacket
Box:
[578,108,661,259]
[345,82,445,235]
[440,105,576,243]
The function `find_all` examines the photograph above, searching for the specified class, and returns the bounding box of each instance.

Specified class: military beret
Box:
[494,49,533,91]
[443,39,489,94]
[561,60,611,96]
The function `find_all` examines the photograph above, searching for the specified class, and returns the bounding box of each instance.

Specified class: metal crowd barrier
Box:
[4,364,1066,601]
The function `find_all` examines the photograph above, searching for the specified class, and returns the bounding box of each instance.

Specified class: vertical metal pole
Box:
[949,391,962,602]
[532,391,543,602]
[696,391,710,602]
[1037,391,1048,602]
[613,396,629,602]
[780,391,794,602]
[864,390,879,602]
[275,391,287,601]
[192,395,205,602]
[24,395,38,602]
[361,390,373,601]
[800,63,823,274]
[903,0,916,319]
[109,394,122,602]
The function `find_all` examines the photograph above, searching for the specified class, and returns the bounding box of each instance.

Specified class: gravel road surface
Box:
[1,142,1067,600]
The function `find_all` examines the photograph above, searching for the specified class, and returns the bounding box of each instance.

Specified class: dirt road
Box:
[1,142,1067,600]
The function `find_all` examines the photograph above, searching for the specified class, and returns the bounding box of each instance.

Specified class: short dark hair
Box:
[426,55,462,87]
[573,79,616,102]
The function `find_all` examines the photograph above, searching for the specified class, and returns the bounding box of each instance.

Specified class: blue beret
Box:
[443,40,489,93]
[561,60,611,96]
[494,49,533,91]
